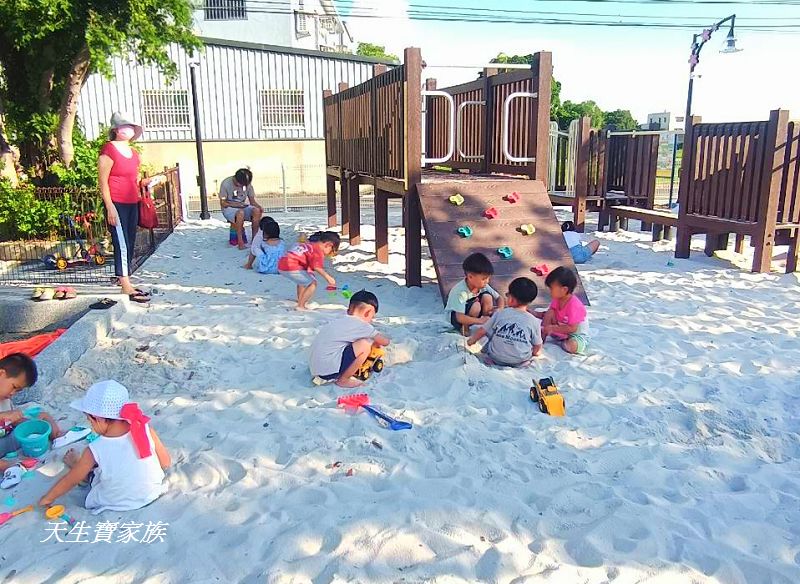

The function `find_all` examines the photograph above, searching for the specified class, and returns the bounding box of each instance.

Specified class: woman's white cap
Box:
[70,380,130,420]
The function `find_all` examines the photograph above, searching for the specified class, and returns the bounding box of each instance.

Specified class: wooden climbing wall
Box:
[418,179,589,308]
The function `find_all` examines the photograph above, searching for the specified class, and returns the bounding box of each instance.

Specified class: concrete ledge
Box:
[11,300,124,405]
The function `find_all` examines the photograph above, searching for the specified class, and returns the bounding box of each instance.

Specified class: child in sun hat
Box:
[39,380,170,514]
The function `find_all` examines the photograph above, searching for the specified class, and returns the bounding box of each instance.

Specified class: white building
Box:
[195,0,354,53]
[643,112,684,132]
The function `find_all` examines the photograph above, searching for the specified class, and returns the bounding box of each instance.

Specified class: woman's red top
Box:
[100,142,140,204]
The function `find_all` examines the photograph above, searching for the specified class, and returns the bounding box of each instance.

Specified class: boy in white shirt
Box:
[562,221,600,264]
[444,252,505,336]
[309,290,391,388]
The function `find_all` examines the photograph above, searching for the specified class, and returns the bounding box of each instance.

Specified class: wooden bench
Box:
[610,206,679,242]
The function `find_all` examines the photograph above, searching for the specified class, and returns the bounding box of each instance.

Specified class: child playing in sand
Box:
[244,216,285,274]
[467,277,543,366]
[0,353,61,476]
[278,231,340,310]
[534,266,590,355]
[562,221,600,264]
[309,290,390,388]
[445,252,505,335]
[38,379,170,514]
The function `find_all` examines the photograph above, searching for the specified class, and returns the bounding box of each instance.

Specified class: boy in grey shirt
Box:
[467,277,543,366]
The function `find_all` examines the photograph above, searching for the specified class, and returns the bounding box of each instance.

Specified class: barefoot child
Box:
[244,216,285,273]
[0,353,61,476]
[278,231,340,310]
[445,252,505,335]
[309,290,390,388]
[38,380,170,513]
[562,221,600,264]
[467,277,543,366]
[534,266,589,355]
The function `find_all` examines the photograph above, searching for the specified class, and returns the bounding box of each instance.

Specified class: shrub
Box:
[0,180,80,241]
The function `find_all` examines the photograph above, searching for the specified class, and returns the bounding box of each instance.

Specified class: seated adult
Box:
[219,168,263,250]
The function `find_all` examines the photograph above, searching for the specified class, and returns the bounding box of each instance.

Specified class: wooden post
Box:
[752,109,789,273]
[482,68,498,174]
[424,78,437,166]
[675,115,701,259]
[787,229,799,273]
[403,47,423,287]
[574,117,591,232]
[340,175,350,236]
[734,233,746,254]
[326,176,337,227]
[347,176,361,245]
[375,189,389,263]
[530,52,552,183]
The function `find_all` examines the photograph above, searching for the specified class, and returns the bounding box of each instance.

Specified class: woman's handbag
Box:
[138,182,159,229]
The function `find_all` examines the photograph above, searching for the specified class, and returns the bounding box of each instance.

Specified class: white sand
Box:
[2,211,799,584]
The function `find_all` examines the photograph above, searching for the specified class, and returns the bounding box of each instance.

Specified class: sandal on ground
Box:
[133,288,151,297]
[31,287,45,300]
[128,292,151,304]
[54,287,69,300]
[89,298,117,310]
[34,287,55,302]
[62,287,77,300]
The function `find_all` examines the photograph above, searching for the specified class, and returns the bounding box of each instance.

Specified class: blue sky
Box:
[337,0,800,123]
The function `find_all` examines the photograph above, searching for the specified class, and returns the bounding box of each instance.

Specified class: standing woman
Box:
[98,112,150,303]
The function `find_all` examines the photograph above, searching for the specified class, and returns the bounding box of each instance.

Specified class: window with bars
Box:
[140,90,191,130]
[204,0,247,21]
[295,12,309,35]
[259,90,305,130]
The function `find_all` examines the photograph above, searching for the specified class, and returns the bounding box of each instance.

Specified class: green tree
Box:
[604,109,639,131]
[0,0,201,171]
[557,100,605,130]
[356,43,399,63]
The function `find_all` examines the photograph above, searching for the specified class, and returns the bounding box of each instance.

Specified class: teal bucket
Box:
[12,419,51,457]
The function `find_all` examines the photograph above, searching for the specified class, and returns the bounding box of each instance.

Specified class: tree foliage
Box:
[356,42,399,63]
[0,0,201,173]
[490,52,639,130]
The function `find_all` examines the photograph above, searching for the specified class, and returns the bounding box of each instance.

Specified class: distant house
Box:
[643,112,684,132]
[195,0,354,53]
[75,38,392,205]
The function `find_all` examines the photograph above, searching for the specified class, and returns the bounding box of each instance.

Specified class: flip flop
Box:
[30,287,45,300]
[133,288,151,297]
[54,287,67,300]
[89,298,117,310]
[62,287,77,300]
[128,292,150,304]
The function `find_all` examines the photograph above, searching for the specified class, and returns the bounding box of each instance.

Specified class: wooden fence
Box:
[424,54,552,182]
[676,110,800,273]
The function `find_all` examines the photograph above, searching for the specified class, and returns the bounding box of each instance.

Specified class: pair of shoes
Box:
[128,288,151,304]
[54,287,77,300]
[31,287,55,301]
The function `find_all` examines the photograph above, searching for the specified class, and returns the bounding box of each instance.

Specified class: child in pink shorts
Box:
[533,266,589,355]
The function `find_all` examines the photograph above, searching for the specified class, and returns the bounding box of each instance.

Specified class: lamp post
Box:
[685,14,742,126]
[189,60,210,220]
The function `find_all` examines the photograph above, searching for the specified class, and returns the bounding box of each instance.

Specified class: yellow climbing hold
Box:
[449,194,465,206]
[520,224,536,235]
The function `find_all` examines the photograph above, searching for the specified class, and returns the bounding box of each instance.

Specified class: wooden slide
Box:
[418,179,589,308]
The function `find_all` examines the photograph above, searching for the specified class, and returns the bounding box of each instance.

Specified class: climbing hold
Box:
[504,192,520,204]
[342,290,353,299]
[342,284,350,291]
[449,194,465,206]
[483,207,499,219]
[531,264,550,276]
[497,246,513,259]
[457,226,473,238]
[520,224,536,236]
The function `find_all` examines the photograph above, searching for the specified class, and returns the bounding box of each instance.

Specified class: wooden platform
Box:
[418,179,589,308]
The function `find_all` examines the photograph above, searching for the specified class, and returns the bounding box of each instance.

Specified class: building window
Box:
[204,0,247,21]
[321,16,338,33]
[140,90,191,129]
[296,12,309,36]
[259,90,305,129]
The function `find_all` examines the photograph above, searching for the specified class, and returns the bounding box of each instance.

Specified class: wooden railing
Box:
[323,65,405,179]
[425,53,552,182]
[777,119,800,226]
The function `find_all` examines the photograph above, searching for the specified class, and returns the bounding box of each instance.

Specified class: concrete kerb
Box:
[2,292,127,405]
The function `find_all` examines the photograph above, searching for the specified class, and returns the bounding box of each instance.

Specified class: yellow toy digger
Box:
[530,377,565,416]
[355,346,385,381]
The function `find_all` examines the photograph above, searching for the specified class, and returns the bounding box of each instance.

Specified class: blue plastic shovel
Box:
[361,404,412,431]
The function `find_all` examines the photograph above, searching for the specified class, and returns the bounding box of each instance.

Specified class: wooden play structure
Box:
[549,118,661,233]
[676,110,800,273]
[323,48,589,305]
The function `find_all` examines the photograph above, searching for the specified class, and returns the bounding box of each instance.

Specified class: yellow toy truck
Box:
[530,377,565,416]
[355,346,385,381]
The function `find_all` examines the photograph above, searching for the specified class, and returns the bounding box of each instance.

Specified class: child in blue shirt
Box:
[244,217,285,274]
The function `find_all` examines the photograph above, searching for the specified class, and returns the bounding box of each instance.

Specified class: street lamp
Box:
[684,14,742,125]
[189,59,210,220]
